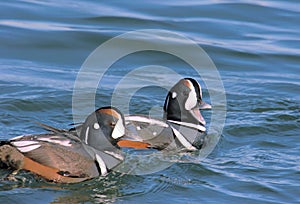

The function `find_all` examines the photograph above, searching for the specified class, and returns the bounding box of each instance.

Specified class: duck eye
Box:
[93,123,100,130]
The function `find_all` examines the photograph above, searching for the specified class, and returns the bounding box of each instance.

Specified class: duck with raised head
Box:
[123,78,211,151]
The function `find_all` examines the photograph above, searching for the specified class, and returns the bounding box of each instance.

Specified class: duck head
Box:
[80,106,150,151]
[79,107,126,150]
[163,78,211,126]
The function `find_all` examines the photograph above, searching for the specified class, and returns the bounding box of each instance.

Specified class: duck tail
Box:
[0,140,11,168]
[0,140,10,146]
[0,140,23,169]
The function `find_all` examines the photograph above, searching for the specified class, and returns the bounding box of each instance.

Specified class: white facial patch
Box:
[111,118,125,139]
[185,84,197,110]
[93,123,100,130]
[172,92,177,99]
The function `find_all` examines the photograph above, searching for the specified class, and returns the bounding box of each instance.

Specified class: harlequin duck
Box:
[0,107,145,183]
[123,78,211,151]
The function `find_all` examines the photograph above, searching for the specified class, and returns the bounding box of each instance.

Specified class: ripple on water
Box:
[0,0,299,203]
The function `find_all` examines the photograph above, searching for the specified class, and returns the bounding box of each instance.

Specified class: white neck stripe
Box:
[168,120,206,132]
[96,154,108,175]
[170,126,197,151]
[85,126,89,144]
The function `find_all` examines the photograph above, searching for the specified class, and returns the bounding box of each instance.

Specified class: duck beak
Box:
[117,140,151,149]
[116,132,151,149]
[199,100,211,110]
[190,107,206,125]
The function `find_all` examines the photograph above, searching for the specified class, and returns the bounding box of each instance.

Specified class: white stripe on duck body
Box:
[0,107,128,183]
[124,78,211,151]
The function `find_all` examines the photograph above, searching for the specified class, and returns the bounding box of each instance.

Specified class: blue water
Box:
[1,0,299,203]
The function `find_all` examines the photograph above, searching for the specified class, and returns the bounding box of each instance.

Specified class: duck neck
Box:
[164,108,204,127]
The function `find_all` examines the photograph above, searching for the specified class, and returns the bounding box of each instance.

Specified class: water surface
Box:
[0,0,299,203]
